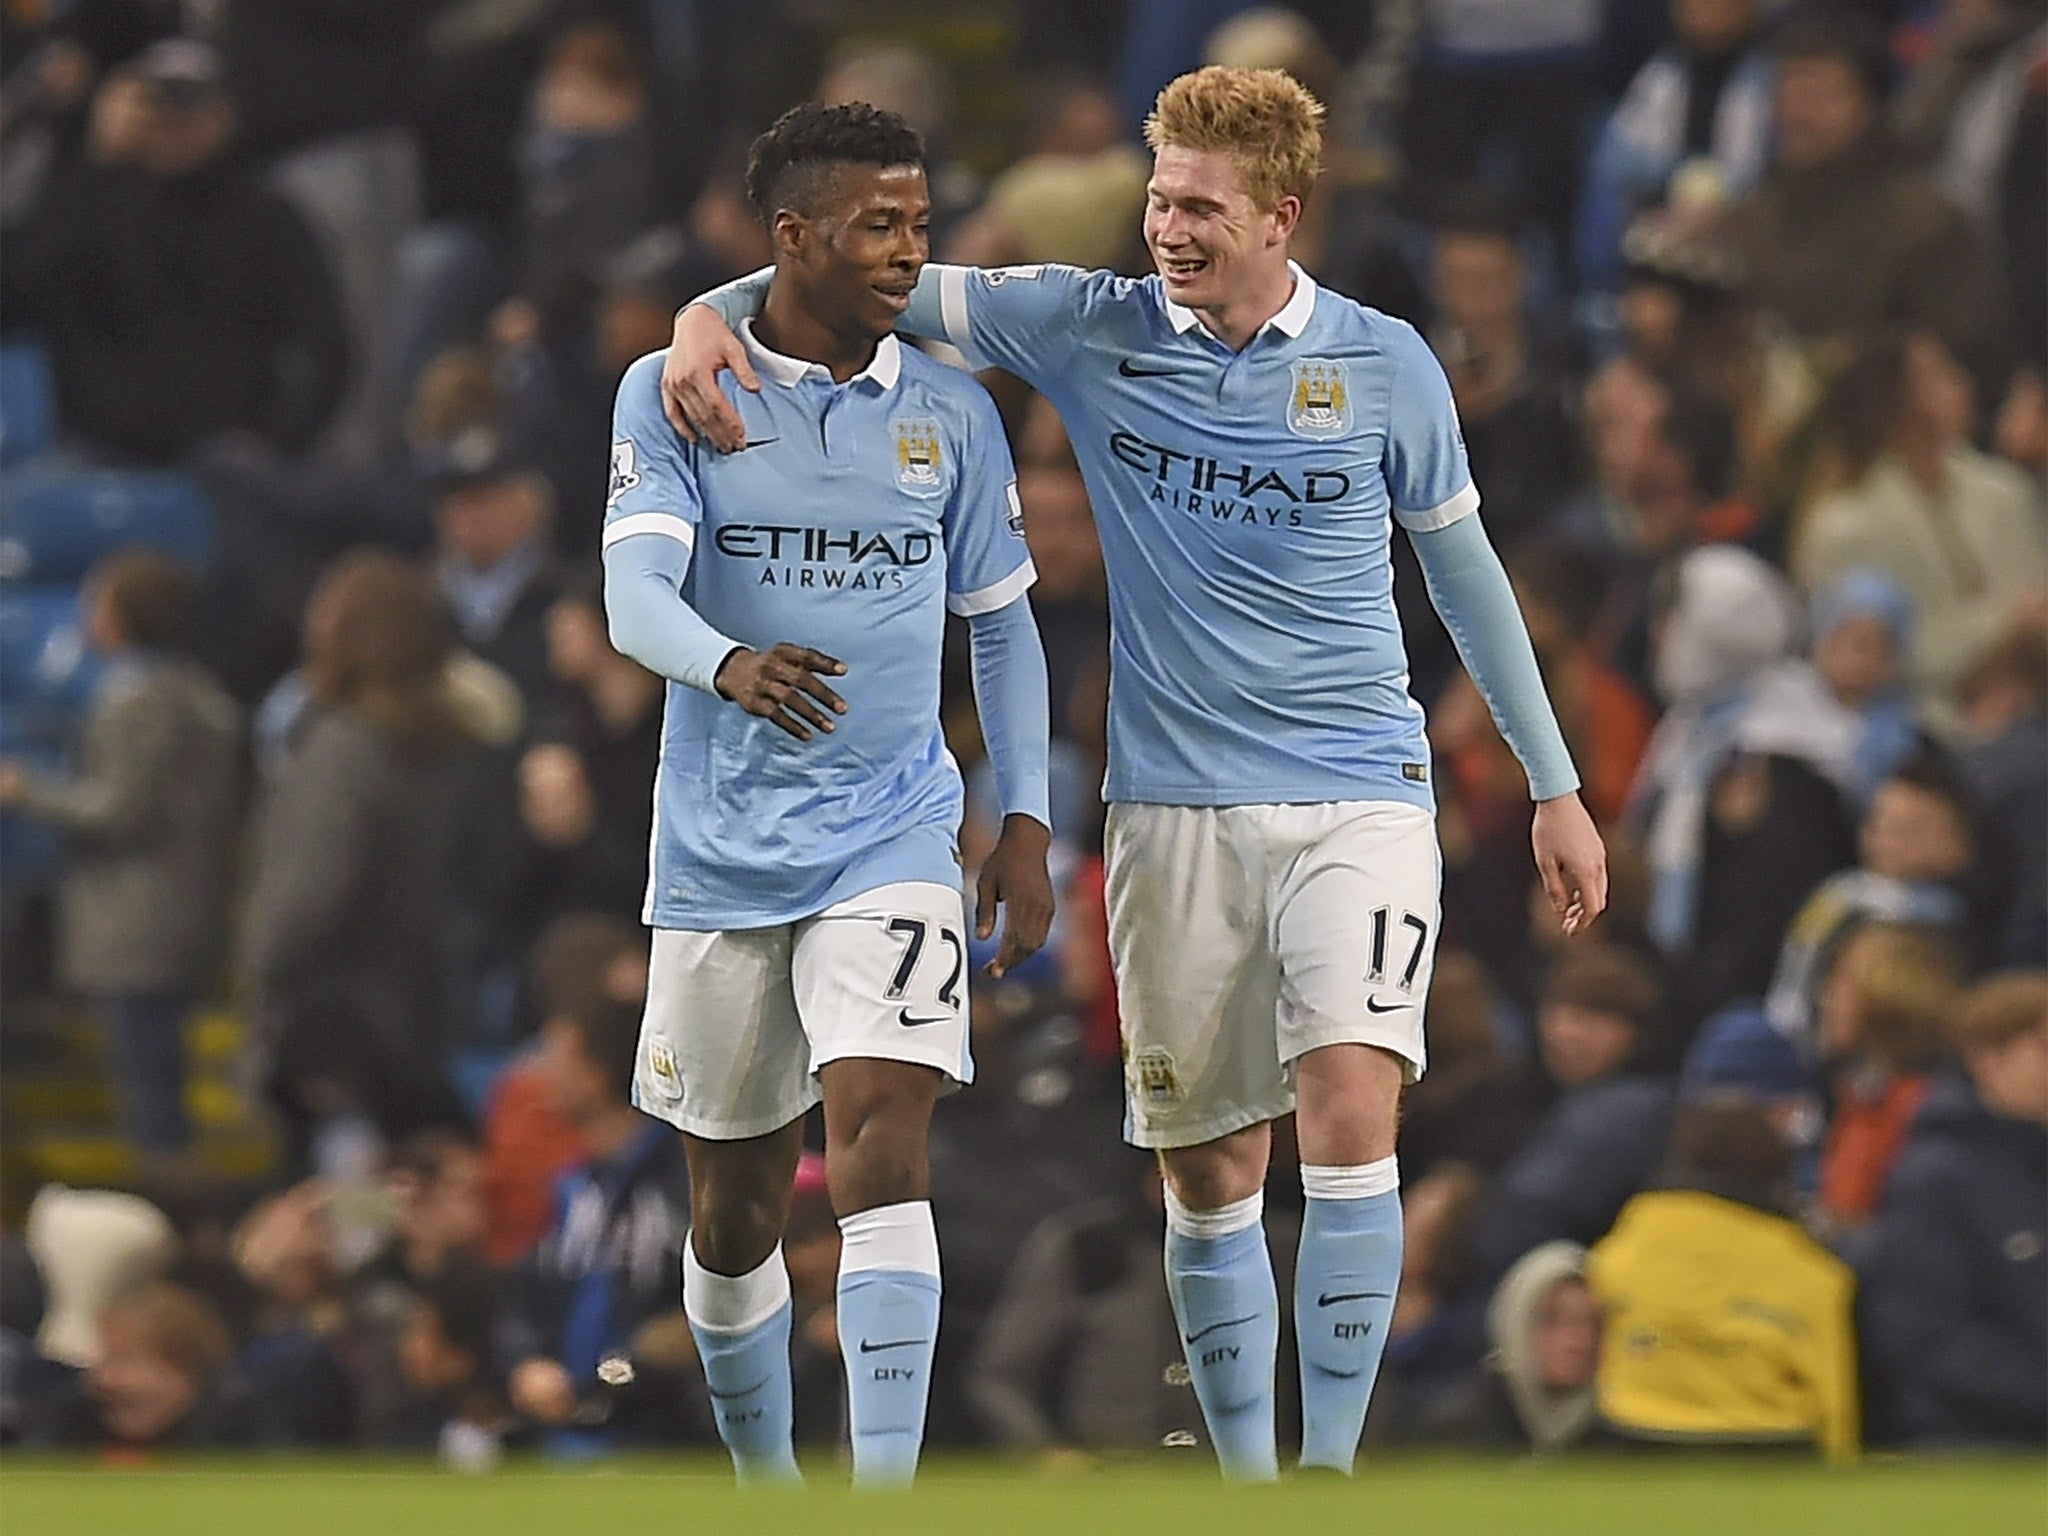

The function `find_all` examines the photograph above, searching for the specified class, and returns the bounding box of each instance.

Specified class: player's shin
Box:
[1294,1159,1403,1472]
[1163,1187,1281,1482]
[684,1238,802,1484]
[836,1200,942,1488]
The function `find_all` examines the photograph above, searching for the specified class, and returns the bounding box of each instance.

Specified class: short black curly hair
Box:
[744,100,926,226]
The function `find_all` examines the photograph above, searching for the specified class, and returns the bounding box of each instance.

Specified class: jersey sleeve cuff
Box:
[948,559,1037,618]
[602,512,696,551]
[1394,481,1480,534]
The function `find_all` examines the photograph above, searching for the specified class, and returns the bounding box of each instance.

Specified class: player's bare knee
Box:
[1293,1044,1402,1166]
[1160,1124,1270,1211]
[690,1191,784,1275]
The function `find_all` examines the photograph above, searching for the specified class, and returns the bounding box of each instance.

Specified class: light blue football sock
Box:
[1163,1188,1280,1482]
[837,1201,942,1488]
[1295,1160,1404,1473]
[684,1239,800,1485]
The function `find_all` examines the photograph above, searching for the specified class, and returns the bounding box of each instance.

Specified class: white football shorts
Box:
[632,880,973,1140]
[1104,800,1440,1149]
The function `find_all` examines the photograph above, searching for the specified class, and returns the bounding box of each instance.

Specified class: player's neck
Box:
[757,279,877,383]
[1195,259,1298,352]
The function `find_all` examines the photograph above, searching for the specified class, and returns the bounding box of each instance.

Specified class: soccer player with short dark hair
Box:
[602,101,1055,1485]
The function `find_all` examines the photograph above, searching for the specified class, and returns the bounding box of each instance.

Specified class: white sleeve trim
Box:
[1395,481,1480,534]
[948,559,1037,618]
[937,264,972,349]
[602,512,696,551]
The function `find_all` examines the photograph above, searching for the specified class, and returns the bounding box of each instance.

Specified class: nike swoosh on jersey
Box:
[897,1009,950,1028]
[1317,1290,1393,1308]
[1183,1314,1257,1344]
[742,437,781,448]
[1365,996,1405,1015]
[858,1337,927,1354]
[1118,361,1182,378]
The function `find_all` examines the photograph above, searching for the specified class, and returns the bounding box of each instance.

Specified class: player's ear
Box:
[770,206,807,262]
[1269,194,1302,247]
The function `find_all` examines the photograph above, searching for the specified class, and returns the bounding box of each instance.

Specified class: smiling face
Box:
[775,161,929,343]
[1143,143,1297,315]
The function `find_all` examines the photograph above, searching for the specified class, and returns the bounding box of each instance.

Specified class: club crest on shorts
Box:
[1132,1046,1184,1105]
[1287,358,1351,439]
[893,418,944,495]
[643,1037,682,1101]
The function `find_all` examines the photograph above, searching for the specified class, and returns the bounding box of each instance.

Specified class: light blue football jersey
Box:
[918,260,1474,810]
[603,327,1034,930]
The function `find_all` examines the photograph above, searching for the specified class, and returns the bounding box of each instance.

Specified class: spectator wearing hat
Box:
[1859,972,2047,1446]
[1681,1002,1824,1195]
[5,37,347,465]
[418,397,564,719]
[1806,568,1927,807]
[0,550,242,1160]
[22,1187,177,1374]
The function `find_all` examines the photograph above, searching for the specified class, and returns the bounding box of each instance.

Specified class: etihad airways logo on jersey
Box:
[1107,430,1352,528]
[711,523,934,592]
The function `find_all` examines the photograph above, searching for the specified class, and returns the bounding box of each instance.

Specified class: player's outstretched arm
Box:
[965,596,1054,976]
[662,265,949,449]
[1410,515,1608,934]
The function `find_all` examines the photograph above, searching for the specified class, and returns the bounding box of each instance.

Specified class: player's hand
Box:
[661,305,757,452]
[1532,791,1608,937]
[509,1358,577,1425]
[0,761,25,807]
[714,643,848,741]
[977,813,1055,978]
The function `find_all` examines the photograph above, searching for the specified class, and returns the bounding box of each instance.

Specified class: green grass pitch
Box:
[4,1454,2044,1536]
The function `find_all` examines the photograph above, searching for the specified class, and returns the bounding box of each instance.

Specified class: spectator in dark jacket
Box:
[1465,944,1677,1288]
[413,373,563,715]
[499,986,697,1450]
[1860,972,2048,1447]
[240,551,474,1162]
[491,567,662,965]
[1955,624,2048,966]
[7,41,347,464]
[0,551,241,1157]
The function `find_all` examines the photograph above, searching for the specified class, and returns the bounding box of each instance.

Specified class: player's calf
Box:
[680,1124,805,1485]
[1292,1045,1404,1474]
[821,1058,945,1487]
[1159,1126,1282,1482]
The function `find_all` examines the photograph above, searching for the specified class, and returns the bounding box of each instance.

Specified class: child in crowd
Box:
[1808,567,1925,805]
[1765,753,1974,1046]
[1811,925,1965,1236]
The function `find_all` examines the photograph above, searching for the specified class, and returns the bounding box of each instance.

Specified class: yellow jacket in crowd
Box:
[1586,1189,1859,1462]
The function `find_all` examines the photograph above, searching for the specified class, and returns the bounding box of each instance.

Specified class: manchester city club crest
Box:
[1287,358,1352,439]
[894,418,944,494]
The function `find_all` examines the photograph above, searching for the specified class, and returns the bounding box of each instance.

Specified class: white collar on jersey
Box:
[739,318,902,391]
[1162,258,1318,341]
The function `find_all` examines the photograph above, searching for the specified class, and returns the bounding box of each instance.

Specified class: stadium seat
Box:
[0,342,56,468]
[0,467,215,583]
[0,585,97,715]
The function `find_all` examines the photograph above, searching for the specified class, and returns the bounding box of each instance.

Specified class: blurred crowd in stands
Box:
[0,0,2042,1468]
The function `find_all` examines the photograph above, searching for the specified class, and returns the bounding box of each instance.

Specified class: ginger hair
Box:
[1143,65,1324,211]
